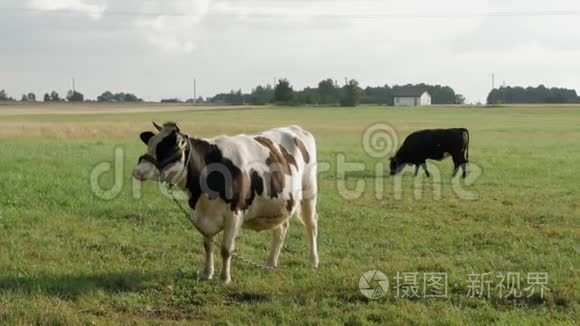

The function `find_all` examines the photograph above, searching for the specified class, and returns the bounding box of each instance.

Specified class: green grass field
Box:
[0,104,578,324]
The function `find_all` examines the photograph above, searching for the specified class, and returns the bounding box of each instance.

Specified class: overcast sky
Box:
[1,0,580,102]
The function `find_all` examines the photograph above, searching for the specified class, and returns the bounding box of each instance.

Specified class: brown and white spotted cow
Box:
[132,122,318,284]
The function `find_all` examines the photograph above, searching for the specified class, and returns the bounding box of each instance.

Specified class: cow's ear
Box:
[152,122,163,131]
[174,123,181,133]
[140,131,155,145]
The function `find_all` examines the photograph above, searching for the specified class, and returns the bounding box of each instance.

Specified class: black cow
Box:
[390,128,470,178]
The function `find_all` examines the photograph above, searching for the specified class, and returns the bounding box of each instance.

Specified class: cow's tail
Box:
[294,208,305,225]
[462,128,470,163]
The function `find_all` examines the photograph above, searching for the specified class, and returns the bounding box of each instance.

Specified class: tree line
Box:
[0,89,143,103]
[206,79,464,106]
[4,82,579,106]
[0,79,465,106]
[487,85,579,104]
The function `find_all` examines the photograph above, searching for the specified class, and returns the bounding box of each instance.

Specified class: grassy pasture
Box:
[0,104,578,324]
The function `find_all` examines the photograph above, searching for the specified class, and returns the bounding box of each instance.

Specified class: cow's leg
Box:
[300,197,319,268]
[460,151,468,178]
[413,164,420,177]
[266,220,289,268]
[452,164,460,177]
[452,154,465,178]
[220,213,242,285]
[200,236,214,280]
[421,162,430,177]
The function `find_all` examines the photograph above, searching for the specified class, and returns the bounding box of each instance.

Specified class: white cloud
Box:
[135,0,211,54]
[212,0,489,41]
[29,0,107,20]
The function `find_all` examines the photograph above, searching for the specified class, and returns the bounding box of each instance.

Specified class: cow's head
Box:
[389,156,405,176]
[133,122,189,185]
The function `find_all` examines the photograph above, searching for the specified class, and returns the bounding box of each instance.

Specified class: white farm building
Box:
[393,88,432,106]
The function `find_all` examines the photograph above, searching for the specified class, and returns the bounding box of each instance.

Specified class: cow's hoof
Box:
[311,258,319,269]
[220,278,232,286]
[200,270,214,281]
[265,259,278,269]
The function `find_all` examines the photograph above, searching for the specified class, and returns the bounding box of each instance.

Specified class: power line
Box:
[2,7,580,19]
[193,78,197,105]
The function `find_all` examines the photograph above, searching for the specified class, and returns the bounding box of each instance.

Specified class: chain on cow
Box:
[166,187,280,272]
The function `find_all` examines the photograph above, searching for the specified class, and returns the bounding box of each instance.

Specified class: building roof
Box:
[393,87,429,98]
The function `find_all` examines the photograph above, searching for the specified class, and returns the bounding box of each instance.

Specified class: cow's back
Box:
[203,126,316,229]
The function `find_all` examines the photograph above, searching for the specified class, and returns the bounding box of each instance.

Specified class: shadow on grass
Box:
[227,291,271,304]
[323,170,386,180]
[0,271,158,300]
[327,286,559,309]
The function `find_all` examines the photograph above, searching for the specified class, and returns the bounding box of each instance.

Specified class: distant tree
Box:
[208,91,238,104]
[160,98,182,103]
[27,93,36,102]
[43,93,51,102]
[299,87,320,105]
[486,89,498,104]
[97,91,115,102]
[487,85,578,104]
[340,79,363,107]
[318,78,339,105]
[121,93,142,102]
[273,79,294,104]
[362,85,393,105]
[248,85,274,105]
[96,91,142,103]
[50,91,61,102]
[454,94,466,104]
[21,94,28,102]
[230,90,244,105]
[185,98,201,104]
[66,90,84,102]
[427,85,457,104]
[0,89,11,101]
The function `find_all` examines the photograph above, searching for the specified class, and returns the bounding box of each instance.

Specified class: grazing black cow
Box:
[390,128,470,178]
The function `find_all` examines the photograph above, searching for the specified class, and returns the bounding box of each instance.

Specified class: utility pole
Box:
[193,78,197,105]
[72,77,76,92]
